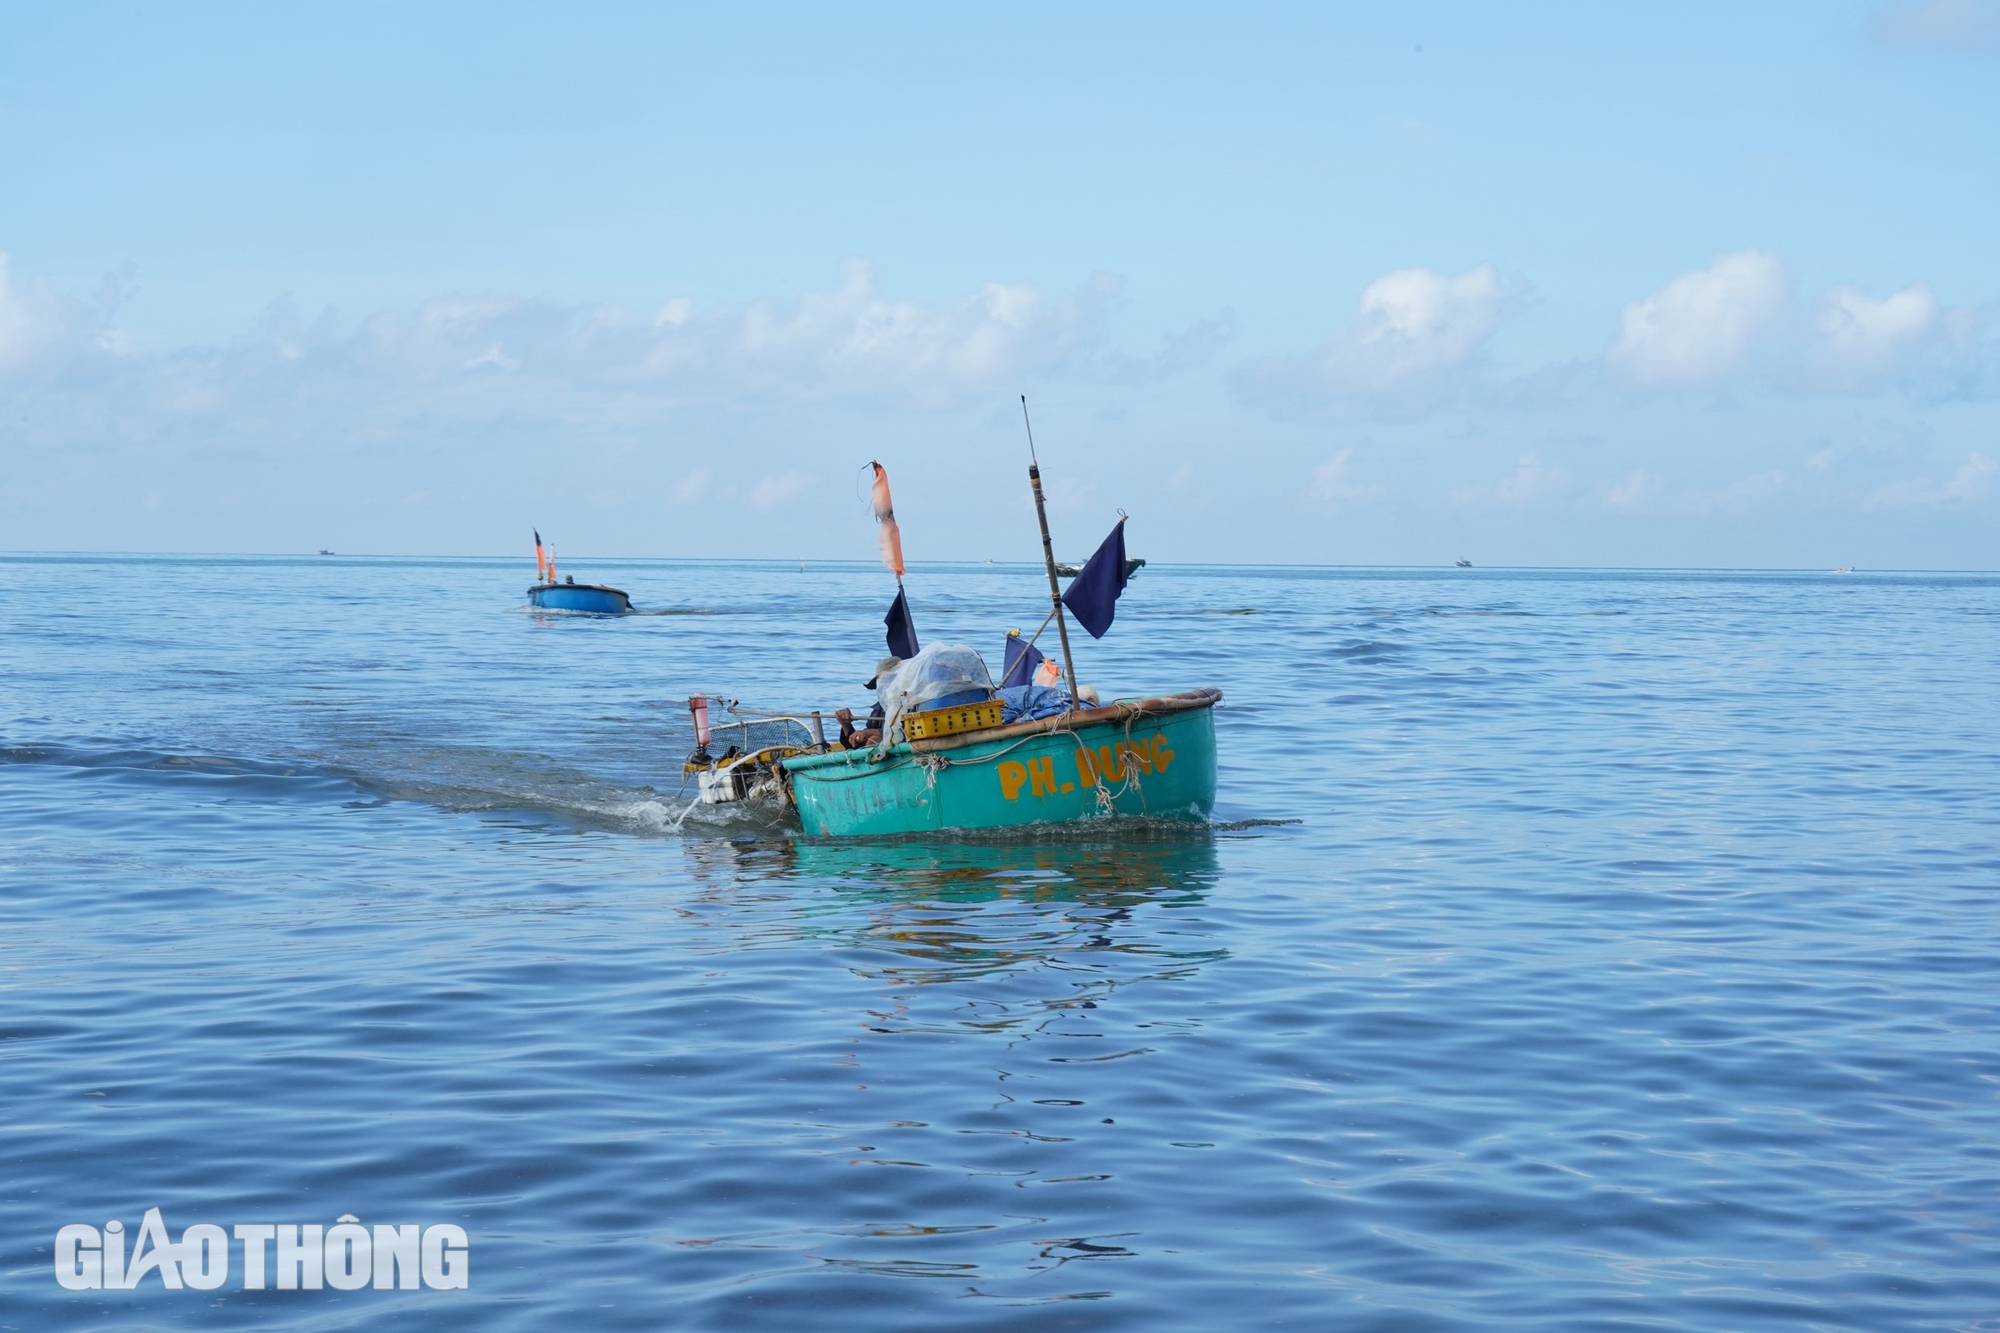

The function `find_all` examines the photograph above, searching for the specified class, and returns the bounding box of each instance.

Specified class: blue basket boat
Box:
[528,579,633,614]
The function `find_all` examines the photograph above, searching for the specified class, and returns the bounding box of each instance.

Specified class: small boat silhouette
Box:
[1454,558,1472,568]
[1055,557,1146,579]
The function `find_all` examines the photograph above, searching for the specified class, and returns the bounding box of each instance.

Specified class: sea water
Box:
[2,554,1996,1330]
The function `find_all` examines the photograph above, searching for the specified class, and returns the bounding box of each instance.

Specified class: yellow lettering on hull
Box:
[999,733,1175,801]
[998,759,1029,800]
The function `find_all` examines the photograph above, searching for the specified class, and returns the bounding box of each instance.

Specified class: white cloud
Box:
[463,343,519,372]
[1340,265,1510,383]
[639,258,1100,403]
[1943,451,1995,498]
[9,258,1109,427]
[670,469,712,507]
[1336,262,1504,382]
[1877,0,2000,48]
[748,471,808,511]
[1813,282,1940,382]
[1609,254,1976,394]
[1865,451,1996,508]
[1610,250,1788,387]
[1605,469,1657,509]
[0,250,107,375]
[1945,451,1998,498]
[1450,452,1569,507]
[1238,263,1516,408]
[0,253,38,365]
[1308,450,1382,504]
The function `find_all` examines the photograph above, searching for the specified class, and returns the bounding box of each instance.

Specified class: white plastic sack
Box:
[877,643,994,749]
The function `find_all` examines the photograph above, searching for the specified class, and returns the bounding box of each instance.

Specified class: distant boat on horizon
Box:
[1455,558,1472,567]
[1055,557,1146,579]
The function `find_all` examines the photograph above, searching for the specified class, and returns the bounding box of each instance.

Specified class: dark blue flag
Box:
[884,585,920,658]
[1000,631,1047,688]
[1060,517,1128,639]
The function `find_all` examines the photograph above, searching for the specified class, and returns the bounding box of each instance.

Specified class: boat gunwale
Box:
[527,581,631,600]
[783,687,1221,775]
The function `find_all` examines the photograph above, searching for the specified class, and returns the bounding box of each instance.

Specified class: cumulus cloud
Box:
[748,471,809,510]
[1607,252,1974,393]
[1307,450,1382,504]
[1609,250,1788,387]
[12,257,1109,423]
[670,470,712,507]
[1867,451,1997,508]
[0,250,109,375]
[1339,265,1511,382]
[345,258,1101,405]
[628,259,1108,402]
[0,255,30,365]
[1449,452,1570,507]
[1605,469,1658,509]
[1811,282,1945,384]
[1239,263,1518,408]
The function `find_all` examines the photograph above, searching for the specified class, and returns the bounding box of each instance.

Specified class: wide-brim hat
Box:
[863,656,902,689]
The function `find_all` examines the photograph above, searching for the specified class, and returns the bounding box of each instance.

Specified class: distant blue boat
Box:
[528,579,632,614]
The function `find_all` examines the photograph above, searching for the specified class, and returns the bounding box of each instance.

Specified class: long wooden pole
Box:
[1021,396,1080,710]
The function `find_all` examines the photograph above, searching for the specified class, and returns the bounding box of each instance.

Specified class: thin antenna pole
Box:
[1020,395,1080,710]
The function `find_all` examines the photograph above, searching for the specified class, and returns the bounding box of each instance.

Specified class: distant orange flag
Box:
[870,461,905,577]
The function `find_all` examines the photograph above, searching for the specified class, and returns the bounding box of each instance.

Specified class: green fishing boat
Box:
[681,399,1221,839]
[783,689,1220,837]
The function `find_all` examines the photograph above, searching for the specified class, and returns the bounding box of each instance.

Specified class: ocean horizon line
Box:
[1,549,1994,577]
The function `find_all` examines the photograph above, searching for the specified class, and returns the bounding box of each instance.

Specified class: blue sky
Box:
[2,1,1996,566]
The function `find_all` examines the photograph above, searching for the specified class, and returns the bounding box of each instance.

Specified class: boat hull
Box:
[783,690,1219,837]
[528,583,632,614]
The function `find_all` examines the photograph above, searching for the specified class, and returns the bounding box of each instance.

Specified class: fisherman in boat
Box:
[834,656,900,748]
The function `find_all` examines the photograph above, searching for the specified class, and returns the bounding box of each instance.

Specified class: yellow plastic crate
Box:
[904,698,1006,740]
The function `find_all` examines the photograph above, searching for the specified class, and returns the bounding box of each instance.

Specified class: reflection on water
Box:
[679,832,1225,1028]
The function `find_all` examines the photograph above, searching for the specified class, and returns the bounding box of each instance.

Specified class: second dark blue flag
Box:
[1000,631,1047,688]
[885,585,920,659]
[1061,517,1129,639]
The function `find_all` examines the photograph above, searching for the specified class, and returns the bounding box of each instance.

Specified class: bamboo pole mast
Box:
[1020,395,1080,710]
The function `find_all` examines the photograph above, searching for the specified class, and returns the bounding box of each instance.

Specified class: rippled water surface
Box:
[4,554,1998,1330]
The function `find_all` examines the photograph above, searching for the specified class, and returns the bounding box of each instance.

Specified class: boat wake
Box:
[1,737,1281,844]
[0,741,359,802]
